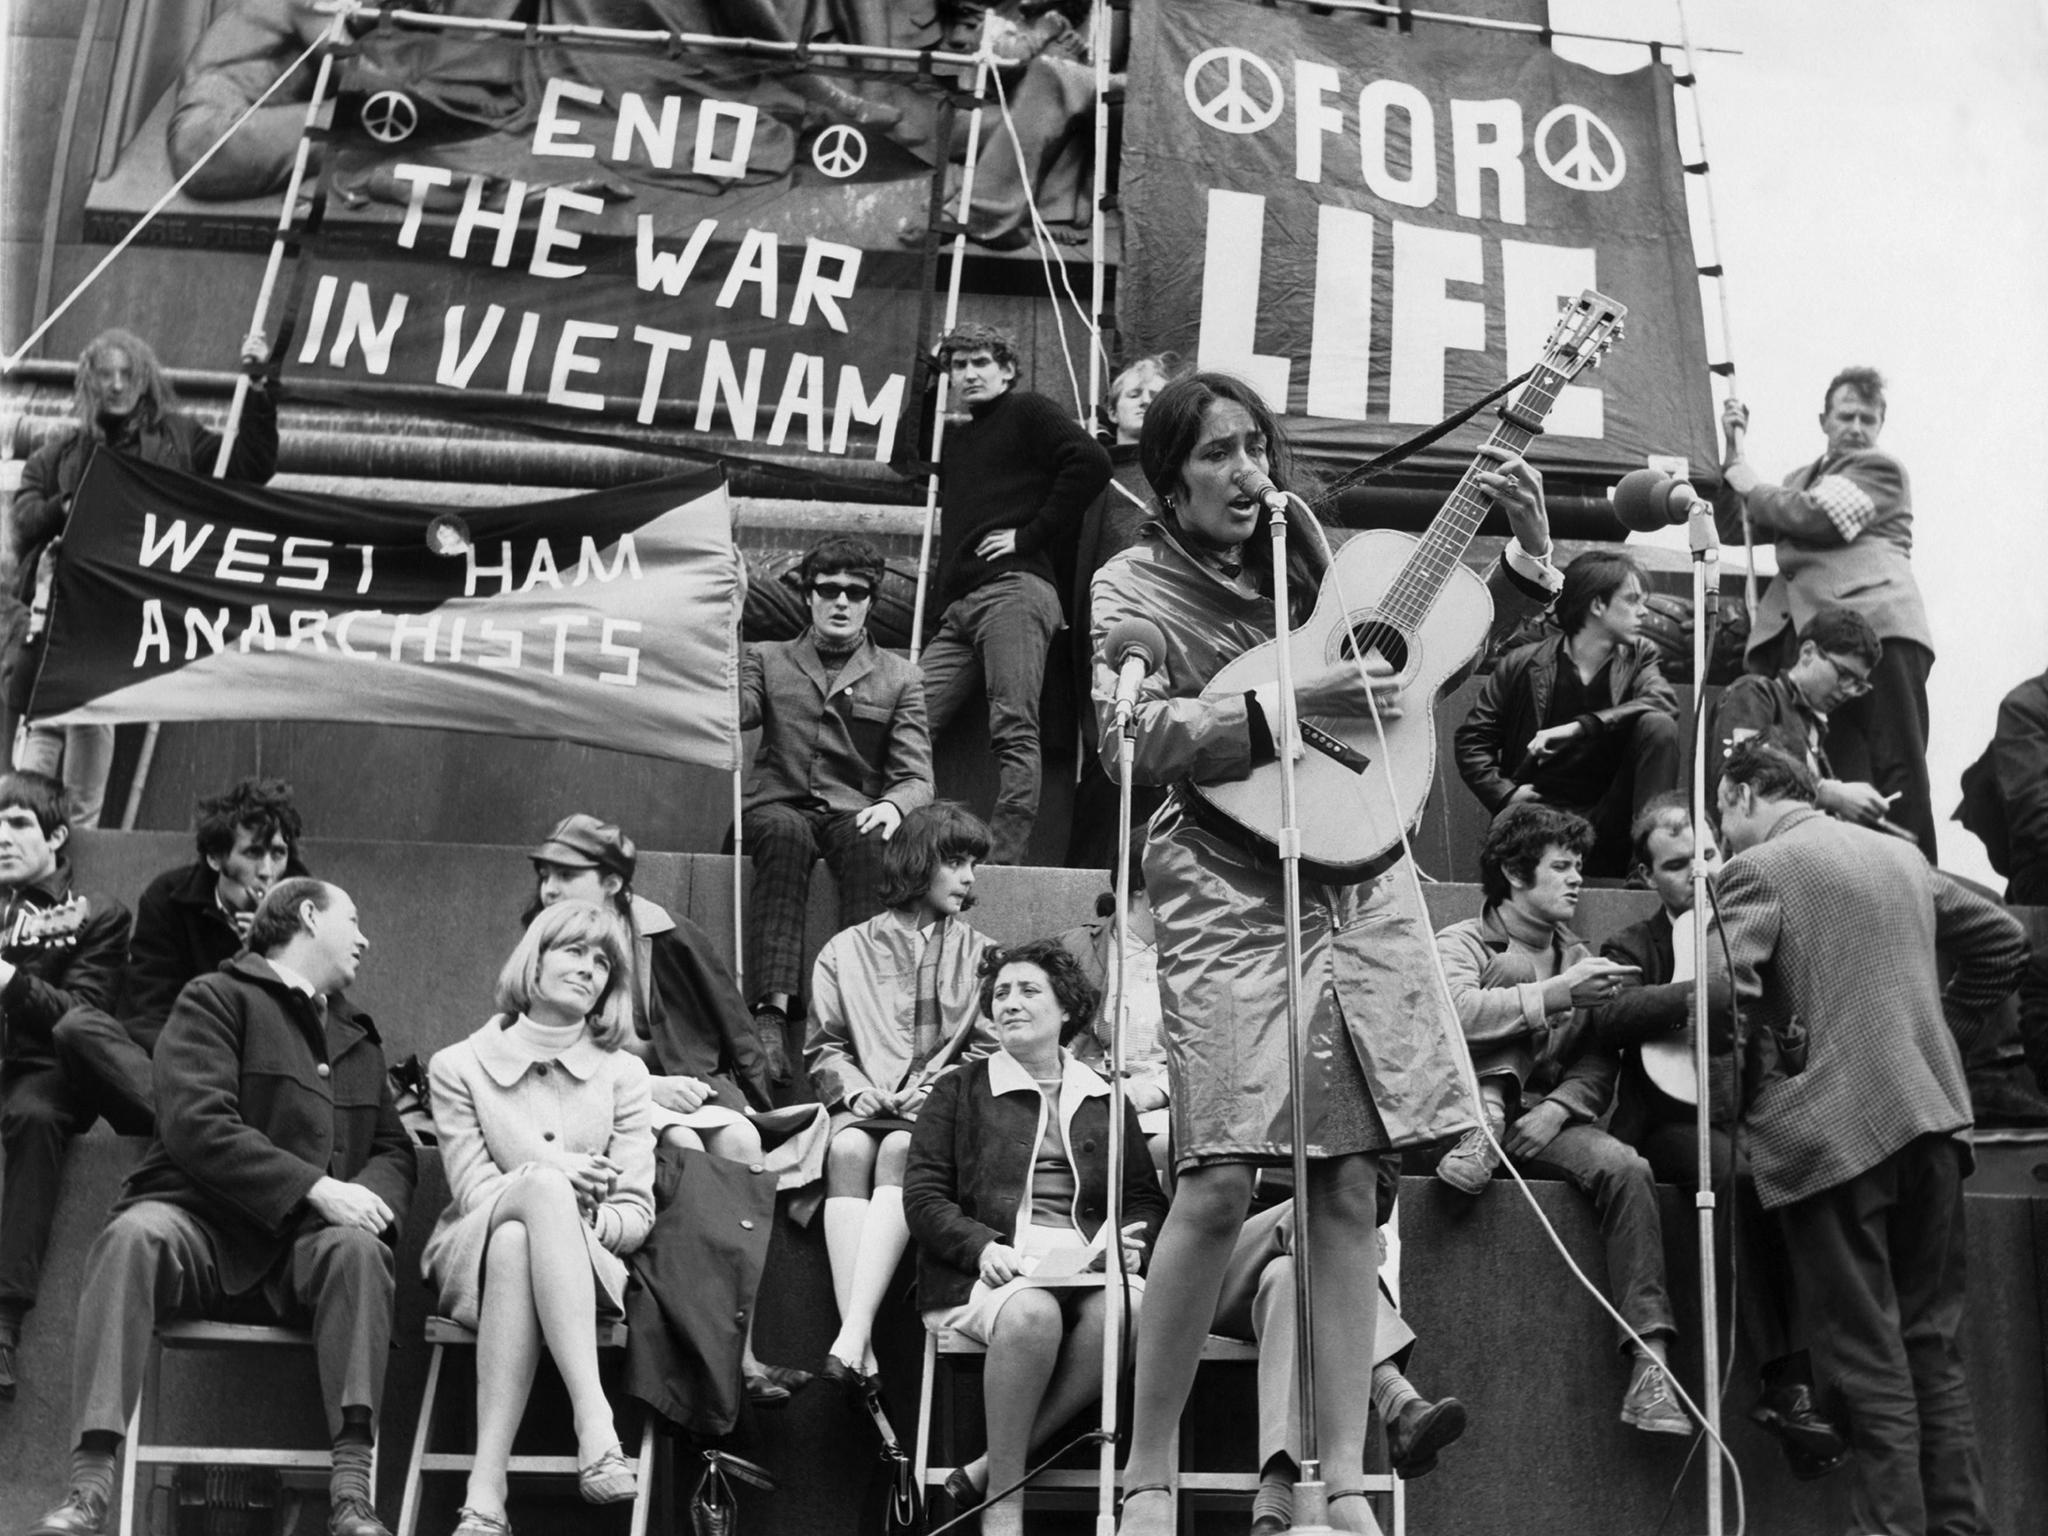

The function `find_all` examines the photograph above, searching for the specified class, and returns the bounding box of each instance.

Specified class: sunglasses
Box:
[810,580,875,604]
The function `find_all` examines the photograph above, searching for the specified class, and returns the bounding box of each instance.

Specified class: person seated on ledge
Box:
[526,810,825,1406]
[740,534,934,1074]
[1454,550,1680,877]
[1213,1170,1468,1534]
[422,900,657,1531]
[33,776,308,1230]
[1433,804,1690,1438]
[0,771,133,1402]
[902,939,1166,1536]
[28,878,413,1536]
[805,801,999,1397]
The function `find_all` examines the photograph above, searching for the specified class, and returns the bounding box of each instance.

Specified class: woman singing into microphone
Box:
[1092,372,1561,1534]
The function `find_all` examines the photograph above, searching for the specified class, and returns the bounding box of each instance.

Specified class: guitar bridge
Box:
[1300,720,1370,773]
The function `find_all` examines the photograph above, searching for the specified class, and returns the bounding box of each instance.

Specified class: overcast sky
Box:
[1549,0,2048,885]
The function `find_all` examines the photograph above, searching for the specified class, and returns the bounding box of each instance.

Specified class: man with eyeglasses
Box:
[1705,606,1895,829]
[1719,367,1938,860]
[739,535,935,1076]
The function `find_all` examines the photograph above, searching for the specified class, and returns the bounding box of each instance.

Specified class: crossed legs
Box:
[466,1166,621,1519]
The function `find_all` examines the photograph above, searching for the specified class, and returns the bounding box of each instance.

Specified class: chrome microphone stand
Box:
[1264,501,1336,1536]
[1096,682,1139,1536]
[1688,498,1727,1536]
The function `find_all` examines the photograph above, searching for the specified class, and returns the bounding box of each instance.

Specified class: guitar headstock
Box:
[1534,290,1628,389]
[4,895,91,956]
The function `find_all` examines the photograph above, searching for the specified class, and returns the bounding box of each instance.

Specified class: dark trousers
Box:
[1810,635,1936,863]
[920,573,1064,864]
[72,1201,396,1443]
[1640,1119,1796,1376]
[0,1013,156,1314]
[1515,1123,1676,1352]
[1532,709,1682,877]
[741,802,891,1001]
[2017,942,2048,1094]
[1780,1135,1985,1536]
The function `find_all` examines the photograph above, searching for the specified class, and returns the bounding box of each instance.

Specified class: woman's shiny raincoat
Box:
[1088,520,1552,1165]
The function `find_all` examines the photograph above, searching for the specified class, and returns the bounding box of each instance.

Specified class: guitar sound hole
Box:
[1340,621,1409,673]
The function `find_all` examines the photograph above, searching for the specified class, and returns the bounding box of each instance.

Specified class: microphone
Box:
[1612,468,1706,531]
[1231,465,1290,514]
[1104,615,1168,731]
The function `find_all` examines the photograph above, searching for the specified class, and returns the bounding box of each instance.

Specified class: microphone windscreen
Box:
[1104,615,1169,670]
[1231,465,1281,502]
[1612,468,1686,531]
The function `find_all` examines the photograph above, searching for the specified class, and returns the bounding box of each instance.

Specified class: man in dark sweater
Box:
[922,322,1111,863]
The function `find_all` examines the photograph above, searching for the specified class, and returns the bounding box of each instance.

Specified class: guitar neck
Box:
[1380,366,1572,632]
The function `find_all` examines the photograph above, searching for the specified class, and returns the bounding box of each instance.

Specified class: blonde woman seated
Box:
[903,940,1168,1536]
[422,901,656,1533]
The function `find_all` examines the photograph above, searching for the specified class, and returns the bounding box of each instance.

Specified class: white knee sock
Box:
[835,1186,908,1371]
[823,1195,870,1329]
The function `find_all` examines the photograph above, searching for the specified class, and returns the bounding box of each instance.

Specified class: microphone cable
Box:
[1291,491,1751,1535]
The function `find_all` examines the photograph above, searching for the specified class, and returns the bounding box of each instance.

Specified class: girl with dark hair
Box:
[903,940,1166,1536]
[1092,371,1561,1534]
[803,802,998,1392]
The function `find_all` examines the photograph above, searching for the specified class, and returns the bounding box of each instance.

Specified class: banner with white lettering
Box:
[1122,0,1715,476]
[31,454,744,770]
[280,27,951,467]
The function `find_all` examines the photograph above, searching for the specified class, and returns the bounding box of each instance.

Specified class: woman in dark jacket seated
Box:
[904,939,1168,1536]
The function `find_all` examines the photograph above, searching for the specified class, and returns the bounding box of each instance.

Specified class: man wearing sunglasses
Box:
[1719,367,1937,860]
[740,536,935,1078]
[1705,606,1894,829]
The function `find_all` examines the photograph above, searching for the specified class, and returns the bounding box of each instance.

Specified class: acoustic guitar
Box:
[1640,1033,1699,1107]
[1191,290,1627,881]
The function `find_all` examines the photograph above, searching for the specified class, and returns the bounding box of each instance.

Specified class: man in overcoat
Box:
[29,879,416,1536]
[1712,741,2027,1536]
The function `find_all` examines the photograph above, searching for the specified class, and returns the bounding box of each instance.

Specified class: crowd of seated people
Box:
[6,391,2045,1536]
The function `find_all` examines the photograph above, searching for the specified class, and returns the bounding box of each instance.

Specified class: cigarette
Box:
[1883,791,1903,805]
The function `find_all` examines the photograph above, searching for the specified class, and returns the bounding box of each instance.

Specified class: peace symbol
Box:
[1534,104,1626,191]
[811,124,868,179]
[360,91,419,146]
[1183,47,1283,135]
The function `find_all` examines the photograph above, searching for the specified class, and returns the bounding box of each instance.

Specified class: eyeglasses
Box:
[810,580,874,604]
[1823,654,1873,698]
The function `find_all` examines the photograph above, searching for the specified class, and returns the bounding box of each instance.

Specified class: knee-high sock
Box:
[822,1196,870,1329]
[834,1186,908,1368]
